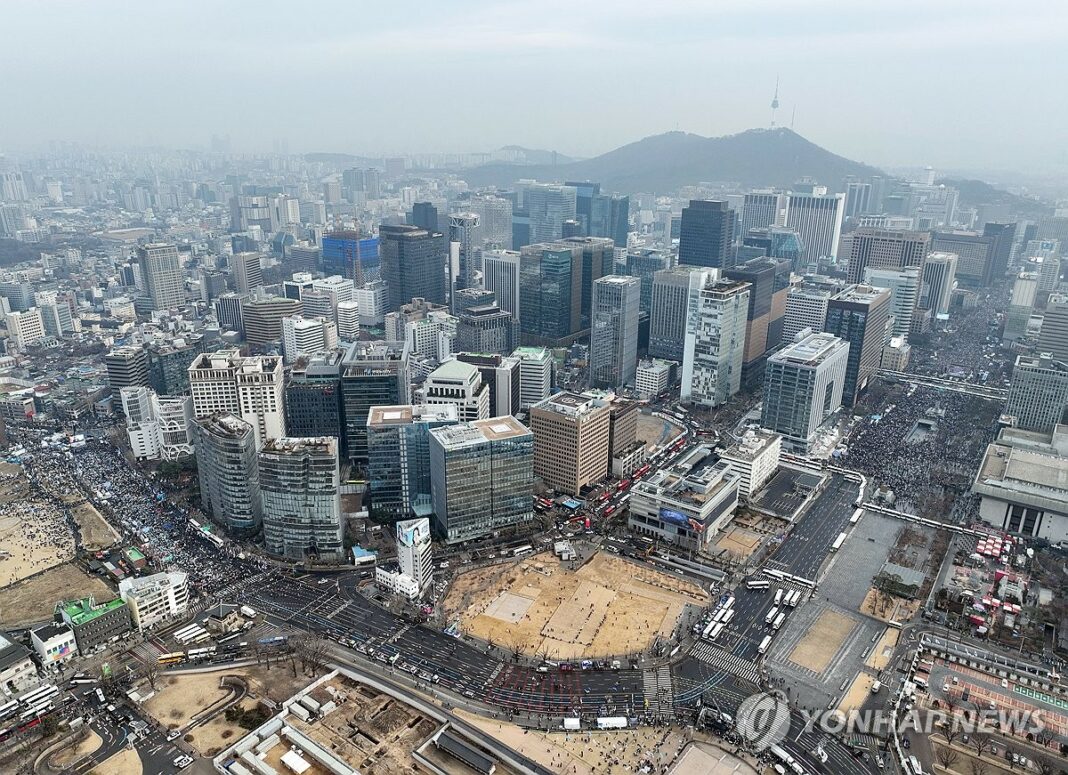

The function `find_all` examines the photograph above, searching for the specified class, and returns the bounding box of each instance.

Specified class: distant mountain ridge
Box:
[462,128,885,193]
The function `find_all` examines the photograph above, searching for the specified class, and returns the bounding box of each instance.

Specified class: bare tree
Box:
[935,747,959,770]
[941,721,961,747]
[1034,757,1058,775]
[972,731,992,758]
[143,661,162,691]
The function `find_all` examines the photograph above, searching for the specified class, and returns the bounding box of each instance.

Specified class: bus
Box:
[217,633,241,645]
[772,612,786,631]
[172,624,203,643]
[786,590,801,608]
[94,688,106,706]
[634,464,651,478]
[512,545,533,558]
[774,589,784,606]
[758,635,773,655]
[157,652,186,665]
[17,685,58,709]
[831,532,847,552]
[720,609,735,626]
[850,507,864,525]
[617,479,632,492]
[701,620,718,640]
[0,700,19,722]
[746,579,770,591]
[907,754,924,775]
[722,595,735,611]
[707,623,724,641]
[765,607,779,625]
[187,647,217,662]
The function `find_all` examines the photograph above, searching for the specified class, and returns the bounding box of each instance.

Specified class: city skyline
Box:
[2,1,1066,177]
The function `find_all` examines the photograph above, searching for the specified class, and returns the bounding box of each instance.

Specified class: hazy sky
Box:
[4,0,1066,175]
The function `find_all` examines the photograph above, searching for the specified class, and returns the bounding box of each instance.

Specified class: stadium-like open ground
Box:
[443,551,708,660]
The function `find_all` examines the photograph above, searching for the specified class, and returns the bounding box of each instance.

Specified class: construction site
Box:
[442,550,709,660]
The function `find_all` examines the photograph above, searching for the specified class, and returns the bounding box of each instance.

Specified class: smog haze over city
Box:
[0,3,1066,775]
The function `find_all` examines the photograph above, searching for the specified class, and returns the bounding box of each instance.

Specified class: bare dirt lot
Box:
[865,627,899,671]
[860,588,921,624]
[713,526,763,562]
[87,747,142,775]
[443,551,708,659]
[0,464,76,586]
[0,563,115,628]
[787,609,855,674]
[636,413,683,450]
[70,500,120,551]
[838,672,877,713]
[49,729,103,770]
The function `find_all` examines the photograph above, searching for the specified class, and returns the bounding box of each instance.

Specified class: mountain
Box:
[936,177,1053,220]
[498,145,579,166]
[461,128,884,193]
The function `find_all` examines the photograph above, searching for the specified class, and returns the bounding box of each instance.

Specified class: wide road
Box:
[766,475,860,581]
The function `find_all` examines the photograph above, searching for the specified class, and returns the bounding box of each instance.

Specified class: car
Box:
[942,683,950,692]
[902,737,910,749]
[317,577,331,584]
[1001,678,1008,688]
[952,676,959,684]
[167,729,181,741]
[173,755,193,769]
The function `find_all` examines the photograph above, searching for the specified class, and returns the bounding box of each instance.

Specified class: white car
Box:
[167,729,181,741]
[173,755,193,769]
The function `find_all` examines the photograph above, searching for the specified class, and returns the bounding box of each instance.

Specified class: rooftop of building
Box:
[31,622,72,641]
[832,284,890,304]
[532,391,607,417]
[261,436,338,456]
[427,359,480,383]
[197,412,253,438]
[974,425,1068,511]
[118,570,187,596]
[431,415,531,448]
[59,596,126,626]
[770,332,848,365]
[635,448,738,508]
[342,339,407,364]
[1013,353,1068,372]
[367,403,458,427]
[719,429,781,461]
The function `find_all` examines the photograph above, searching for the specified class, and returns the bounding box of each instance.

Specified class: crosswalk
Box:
[690,642,761,685]
[642,665,674,716]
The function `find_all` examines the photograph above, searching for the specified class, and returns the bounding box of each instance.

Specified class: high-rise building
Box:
[321,230,365,283]
[724,257,792,389]
[590,193,629,249]
[354,279,388,326]
[423,360,490,422]
[241,294,301,348]
[281,315,338,362]
[864,266,923,338]
[530,392,612,495]
[681,277,751,409]
[482,249,521,321]
[555,236,615,330]
[843,180,874,220]
[188,349,285,448]
[512,346,553,410]
[395,517,434,596]
[230,195,272,233]
[847,228,930,286]
[411,202,439,232]
[429,416,534,544]
[284,351,343,445]
[231,251,263,294]
[192,413,261,536]
[466,194,513,249]
[590,275,640,389]
[5,308,46,349]
[783,190,845,268]
[649,267,712,363]
[518,242,583,346]
[455,353,522,418]
[106,345,151,396]
[741,191,786,234]
[824,285,891,406]
[678,200,736,270]
[525,183,577,243]
[983,222,1017,283]
[782,277,847,342]
[0,280,35,312]
[920,252,958,317]
[336,300,360,340]
[136,243,184,311]
[453,288,496,317]
[214,292,246,335]
[448,212,481,298]
[1038,293,1068,362]
[455,304,518,356]
[380,224,447,311]
[340,340,410,463]
[1036,256,1062,293]
[1003,273,1039,343]
[624,249,671,314]
[761,332,850,451]
[931,231,999,287]
[259,437,343,562]
[367,405,458,523]
[146,337,204,395]
[1004,354,1068,433]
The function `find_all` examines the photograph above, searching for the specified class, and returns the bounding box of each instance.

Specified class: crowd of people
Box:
[13,425,254,598]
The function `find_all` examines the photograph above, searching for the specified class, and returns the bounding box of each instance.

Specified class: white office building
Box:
[396,517,433,597]
[336,300,360,340]
[864,265,923,338]
[635,358,673,399]
[784,189,845,268]
[423,360,490,422]
[282,315,338,363]
[118,571,190,630]
[189,349,285,449]
[354,279,387,326]
[5,308,45,350]
[681,277,750,409]
[30,623,78,671]
[717,429,782,500]
[483,249,522,320]
[513,346,553,410]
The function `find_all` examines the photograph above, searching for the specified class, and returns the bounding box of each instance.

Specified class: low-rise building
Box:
[629,445,740,550]
[635,358,673,399]
[118,571,190,630]
[375,562,421,600]
[56,597,132,654]
[0,634,39,696]
[972,424,1068,544]
[30,623,78,671]
[717,429,782,500]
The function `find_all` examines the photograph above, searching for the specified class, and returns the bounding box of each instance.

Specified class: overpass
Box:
[876,370,1008,400]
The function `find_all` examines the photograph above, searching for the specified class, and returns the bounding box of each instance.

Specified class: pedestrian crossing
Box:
[642,665,674,716]
[690,642,761,685]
